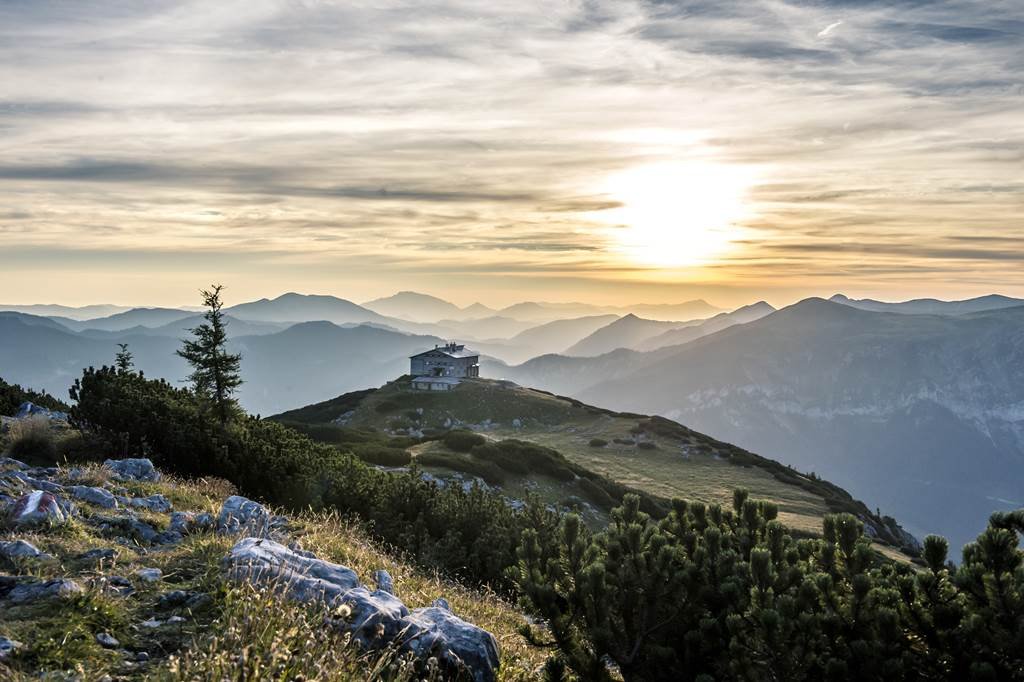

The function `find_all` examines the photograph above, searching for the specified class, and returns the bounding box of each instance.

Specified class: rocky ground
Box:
[0,457,544,681]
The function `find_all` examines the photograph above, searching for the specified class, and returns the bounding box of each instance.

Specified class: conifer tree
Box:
[115,343,134,373]
[177,284,242,425]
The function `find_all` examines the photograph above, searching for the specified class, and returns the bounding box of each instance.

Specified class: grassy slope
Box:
[274,378,917,557]
[0,462,545,681]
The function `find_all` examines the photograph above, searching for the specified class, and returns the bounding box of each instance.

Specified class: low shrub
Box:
[577,476,617,509]
[417,451,507,486]
[613,438,633,445]
[588,438,608,448]
[471,439,574,481]
[350,444,412,467]
[443,430,486,452]
[637,441,657,450]
[374,398,401,414]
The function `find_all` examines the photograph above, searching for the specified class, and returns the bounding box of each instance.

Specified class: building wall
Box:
[410,351,479,378]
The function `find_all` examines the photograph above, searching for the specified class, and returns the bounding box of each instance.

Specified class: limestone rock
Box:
[224,537,499,681]
[168,510,212,536]
[0,636,22,661]
[374,569,394,595]
[135,567,162,583]
[96,632,119,648]
[77,548,119,563]
[103,458,161,482]
[1,576,83,604]
[69,485,119,509]
[404,605,501,682]
[8,471,64,493]
[128,494,172,513]
[157,590,203,609]
[0,539,51,561]
[8,490,70,527]
[217,495,270,534]
[89,514,162,545]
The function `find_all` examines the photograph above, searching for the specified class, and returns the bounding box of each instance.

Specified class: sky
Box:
[1,0,1022,309]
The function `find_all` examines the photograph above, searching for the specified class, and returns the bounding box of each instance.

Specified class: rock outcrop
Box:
[103,458,161,482]
[217,495,270,534]
[0,461,502,681]
[8,490,71,527]
[0,539,51,561]
[226,537,500,682]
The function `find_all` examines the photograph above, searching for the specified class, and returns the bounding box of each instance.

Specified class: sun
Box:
[597,161,758,268]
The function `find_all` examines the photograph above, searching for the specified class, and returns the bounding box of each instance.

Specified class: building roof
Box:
[409,344,479,360]
[411,376,462,385]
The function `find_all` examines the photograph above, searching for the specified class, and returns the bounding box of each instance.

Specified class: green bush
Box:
[471,439,575,481]
[443,429,487,452]
[374,398,401,414]
[637,441,657,450]
[350,444,412,467]
[588,438,608,448]
[417,451,507,486]
[515,493,1024,682]
[576,476,616,509]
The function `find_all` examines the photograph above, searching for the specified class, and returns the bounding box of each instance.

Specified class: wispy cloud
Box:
[0,0,1021,306]
[817,20,843,38]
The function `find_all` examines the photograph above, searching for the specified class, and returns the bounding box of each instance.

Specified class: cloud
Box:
[0,0,1022,306]
[817,21,843,38]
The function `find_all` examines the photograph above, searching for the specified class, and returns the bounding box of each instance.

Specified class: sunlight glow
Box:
[598,161,759,268]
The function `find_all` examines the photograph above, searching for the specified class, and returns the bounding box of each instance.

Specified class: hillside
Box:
[271,378,920,558]
[564,314,689,357]
[0,457,541,680]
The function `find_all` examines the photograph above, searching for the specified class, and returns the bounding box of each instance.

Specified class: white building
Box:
[409,343,479,390]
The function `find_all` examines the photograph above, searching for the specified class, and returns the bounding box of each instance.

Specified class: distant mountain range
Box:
[492,298,1024,552]
[565,314,688,357]
[3,289,1023,551]
[0,312,444,416]
[0,303,134,320]
[830,293,1024,315]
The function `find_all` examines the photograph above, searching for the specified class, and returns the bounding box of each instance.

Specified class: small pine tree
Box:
[177,284,242,425]
[115,343,134,373]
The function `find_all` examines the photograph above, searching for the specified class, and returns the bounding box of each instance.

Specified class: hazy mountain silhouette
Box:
[637,301,776,351]
[564,314,690,357]
[225,293,390,326]
[57,307,193,332]
[362,291,464,322]
[0,303,132,320]
[830,293,1024,315]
